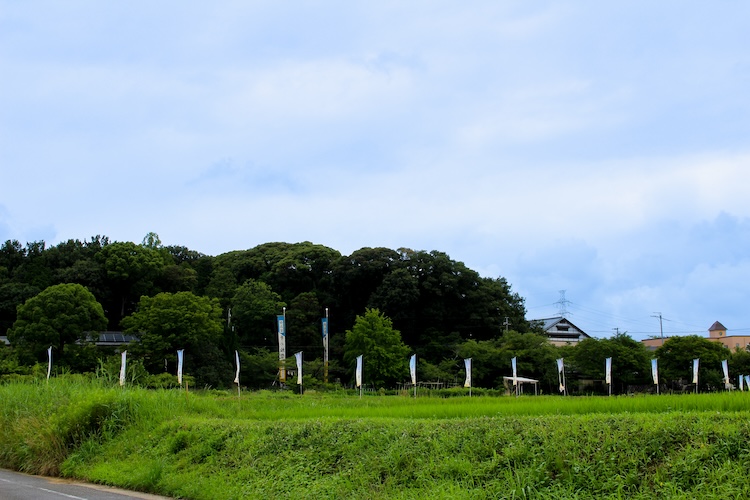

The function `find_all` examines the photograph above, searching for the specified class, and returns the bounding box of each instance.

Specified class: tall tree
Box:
[123,291,228,387]
[230,279,285,349]
[8,283,107,366]
[343,308,410,388]
[97,241,167,325]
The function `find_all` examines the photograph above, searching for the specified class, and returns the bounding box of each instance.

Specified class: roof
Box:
[94,332,139,345]
[709,321,727,332]
[533,317,590,338]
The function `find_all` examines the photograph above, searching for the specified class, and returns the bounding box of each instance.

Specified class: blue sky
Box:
[2,2,750,340]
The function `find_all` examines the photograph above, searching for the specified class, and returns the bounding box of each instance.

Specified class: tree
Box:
[655,335,727,391]
[343,308,410,388]
[97,241,167,325]
[569,333,651,393]
[123,291,228,387]
[8,283,107,366]
[230,279,286,349]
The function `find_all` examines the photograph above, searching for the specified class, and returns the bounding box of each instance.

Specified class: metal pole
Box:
[324,307,329,384]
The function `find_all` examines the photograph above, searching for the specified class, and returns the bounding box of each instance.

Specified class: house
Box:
[533,317,590,346]
[641,321,750,351]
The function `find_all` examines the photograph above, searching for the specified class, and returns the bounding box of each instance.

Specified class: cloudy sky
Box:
[2,2,749,340]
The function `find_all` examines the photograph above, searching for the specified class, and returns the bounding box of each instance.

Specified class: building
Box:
[641,321,750,351]
[0,332,137,348]
[533,317,590,346]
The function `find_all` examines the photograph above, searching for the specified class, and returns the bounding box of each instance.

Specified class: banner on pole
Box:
[722,359,729,387]
[177,349,184,385]
[651,358,659,385]
[557,358,565,392]
[464,358,472,388]
[234,350,241,385]
[277,314,286,382]
[410,354,417,386]
[321,317,329,362]
[119,351,127,386]
[693,358,699,385]
[356,355,363,388]
[295,351,303,385]
[47,346,52,380]
[605,357,612,385]
[511,357,518,386]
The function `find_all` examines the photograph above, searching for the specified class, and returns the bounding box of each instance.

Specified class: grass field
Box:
[2,378,750,499]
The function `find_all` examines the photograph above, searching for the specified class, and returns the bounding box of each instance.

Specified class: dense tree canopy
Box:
[3,233,685,393]
[8,283,107,367]
[568,333,651,391]
[655,335,728,391]
[122,291,228,387]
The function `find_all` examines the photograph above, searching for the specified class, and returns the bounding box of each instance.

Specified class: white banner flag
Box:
[557,358,565,392]
[464,358,472,388]
[47,346,52,380]
[605,357,612,385]
[295,351,303,385]
[234,350,240,385]
[410,354,417,386]
[177,349,184,385]
[356,355,363,388]
[745,375,750,391]
[119,351,127,386]
[651,358,659,385]
[692,358,699,385]
[722,359,729,387]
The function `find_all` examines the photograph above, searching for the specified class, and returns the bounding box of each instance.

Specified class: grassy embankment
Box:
[2,377,750,499]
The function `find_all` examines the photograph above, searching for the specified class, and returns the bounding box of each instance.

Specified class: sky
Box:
[2,2,750,341]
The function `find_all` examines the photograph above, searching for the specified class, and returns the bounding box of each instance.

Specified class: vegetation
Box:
[0,236,534,389]
[8,283,108,369]
[1,234,746,394]
[343,308,410,387]
[2,378,750,499]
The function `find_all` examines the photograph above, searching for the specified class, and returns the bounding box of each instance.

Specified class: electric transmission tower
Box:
[556,290,571,318]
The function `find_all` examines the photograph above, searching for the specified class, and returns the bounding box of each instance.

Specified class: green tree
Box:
[8,283,107,366]
[230,279,285,349]
[655,335,727,391]
[123,291,229,387]
[97,241,167,325]
[569,333,651,393]
[343,308,410,388]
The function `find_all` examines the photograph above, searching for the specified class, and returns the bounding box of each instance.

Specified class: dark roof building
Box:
[533,316,590,346]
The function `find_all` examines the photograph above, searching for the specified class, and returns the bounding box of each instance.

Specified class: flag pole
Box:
[324,308,329,384]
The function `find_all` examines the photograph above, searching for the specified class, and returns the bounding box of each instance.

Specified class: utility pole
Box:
[503,317,511,332]
[651,312,664,345]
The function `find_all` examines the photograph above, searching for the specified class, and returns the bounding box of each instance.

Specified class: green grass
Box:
[2,378,750,498]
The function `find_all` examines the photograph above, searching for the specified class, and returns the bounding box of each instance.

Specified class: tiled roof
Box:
[709,321,727,332]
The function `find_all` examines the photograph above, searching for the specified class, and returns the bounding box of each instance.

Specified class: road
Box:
[0,468,173,500]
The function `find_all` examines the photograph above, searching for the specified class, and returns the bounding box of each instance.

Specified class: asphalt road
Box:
[0,468,173,500]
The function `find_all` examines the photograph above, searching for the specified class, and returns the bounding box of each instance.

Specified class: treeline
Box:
[0,234,530,387]
[3,234,750,393]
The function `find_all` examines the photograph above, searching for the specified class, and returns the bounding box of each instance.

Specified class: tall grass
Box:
[3,378,750,498]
